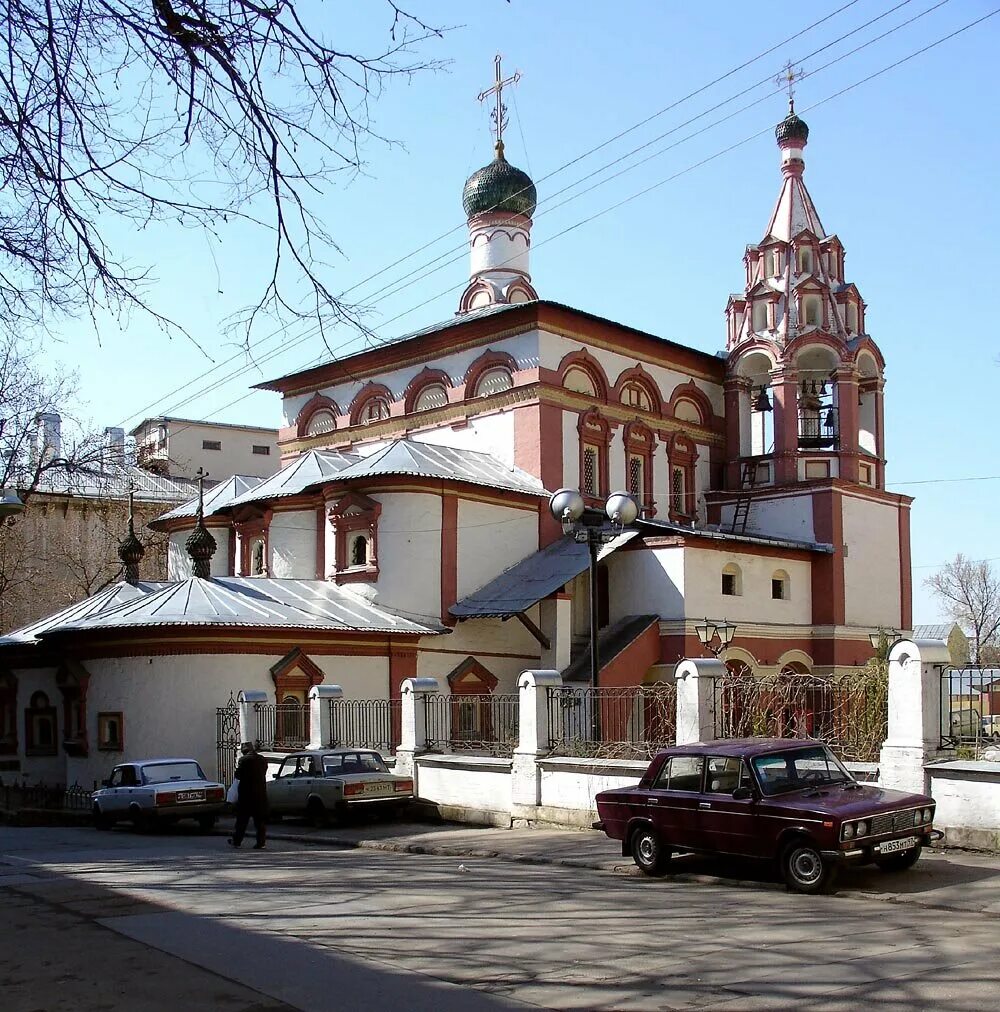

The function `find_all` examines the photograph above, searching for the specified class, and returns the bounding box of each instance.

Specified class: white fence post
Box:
[879,637,950,795]
[237,689,268,746]
[674,658,723,745]
[512,669,562,818]
[307,684,343,749]
[394,677,439,779]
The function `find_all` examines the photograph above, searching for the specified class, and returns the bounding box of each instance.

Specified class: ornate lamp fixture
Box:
[696,617,737,658]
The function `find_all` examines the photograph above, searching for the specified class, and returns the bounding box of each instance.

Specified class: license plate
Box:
[365,782,393,796]
[877,836,918,855]
[176,790,205,803]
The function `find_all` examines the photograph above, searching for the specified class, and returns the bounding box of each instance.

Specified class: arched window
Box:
[474,366,513,398]
[414,383,448,412]
[771,569,789,601]
[722,563,742,597]
[845,303,859,334]
[350,534,368,567]
[751,300,768,331]
[621,382,652,411]
[26,691,57,756]
[305,409,336,437]
[797,247,813,273]
[803,296,821,326]
[359,395,390,424]
[250,538,266,577]
[564,367,598,396]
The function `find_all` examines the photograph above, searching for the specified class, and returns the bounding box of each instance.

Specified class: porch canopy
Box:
[450,532,637,620]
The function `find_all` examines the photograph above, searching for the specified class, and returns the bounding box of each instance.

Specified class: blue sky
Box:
[43,1,999,624]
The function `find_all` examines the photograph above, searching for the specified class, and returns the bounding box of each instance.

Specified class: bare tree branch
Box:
[925,554,1000,666]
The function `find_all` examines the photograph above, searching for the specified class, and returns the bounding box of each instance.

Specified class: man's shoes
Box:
[253,844,266,850]
[227,838,240,848]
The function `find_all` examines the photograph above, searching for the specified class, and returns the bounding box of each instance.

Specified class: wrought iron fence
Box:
[546,683,677,759]
[423,693,519,757]
[216,691,241,784]
[713,667,887,763]
[940,666,1000,750]
[0,783,94,814]
[253,701,310,751]
[328,698,401,753]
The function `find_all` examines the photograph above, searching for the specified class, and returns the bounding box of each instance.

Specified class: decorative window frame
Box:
[614,366,662,415]
[97,712,125,752]
[623,421,656,516]
[556,349,610,403]
[270,649,325,746]
[577,409,612,503]
[24,691,57,757]
[445,657,499,745]
[327,491,381,584]
[349,383,394,427]
[56,665,89,757]
[0,671,17,755]
[667,431,698,521]
[666,382,714,428]
[296,393,341,439]
[463,350,518,401]
[404,368,452,415]
[234,507,272,578]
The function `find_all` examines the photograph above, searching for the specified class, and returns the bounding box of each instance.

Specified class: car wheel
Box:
[306,798,328,828]
[197,815,217,832]
[875,846,921,872]
[630,825,672,877]
[129,806,153,834]
[781,839,838,894]
[93,806,114,831]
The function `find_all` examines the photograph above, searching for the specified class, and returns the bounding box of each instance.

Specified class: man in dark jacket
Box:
[228,742,269,849]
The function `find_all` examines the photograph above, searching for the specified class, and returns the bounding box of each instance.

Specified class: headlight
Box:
[842,823,855,840]
[913,809,922,827]
[923,808,933,823]
[855,821,868,838]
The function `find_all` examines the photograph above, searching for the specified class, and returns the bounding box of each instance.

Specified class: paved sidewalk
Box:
[250,817,1000,916]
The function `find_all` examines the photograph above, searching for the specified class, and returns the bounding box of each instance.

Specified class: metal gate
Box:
[940,666,1000,749]
[216,692,241,784]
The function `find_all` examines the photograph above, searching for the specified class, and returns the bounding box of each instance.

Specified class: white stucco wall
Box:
[538,758,647,814]
[456,500,537,600]
[414,754,513,818]
[728,493,816,543]
[372,492,442,619]
[607,546,685,621]
[683,547,813,625]
[411,411,515,469]
[842,495,902,627]
[269,509,316,579]
[167,526,230,578]
[927,762,1000,834]
[9,666,63,785]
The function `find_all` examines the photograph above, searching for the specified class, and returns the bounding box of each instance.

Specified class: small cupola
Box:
[117,493,145,584]
[462,141,537,218]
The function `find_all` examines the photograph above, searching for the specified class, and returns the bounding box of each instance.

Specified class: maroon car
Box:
[594,738,940,893]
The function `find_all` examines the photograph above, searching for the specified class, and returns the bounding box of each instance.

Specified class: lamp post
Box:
[548,488,639,691]
[695,617,737,658]
[0,488,24,522]
[868,627,897,663]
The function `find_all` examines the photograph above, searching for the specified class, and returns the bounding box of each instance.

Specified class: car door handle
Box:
[699,802,711,809]
[648,799,659,805]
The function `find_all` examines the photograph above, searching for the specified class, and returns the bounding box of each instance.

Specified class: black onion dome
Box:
[117,526,145,568]
[185,521,217,564]
[775,110,809,144]
[462,144,536,218]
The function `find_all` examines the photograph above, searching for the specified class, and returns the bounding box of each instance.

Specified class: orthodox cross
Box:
[195,467,208,519]
[776,61,806,113]
[478,53,521,150]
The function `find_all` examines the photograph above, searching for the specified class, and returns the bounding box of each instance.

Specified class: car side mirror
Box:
[732,786,754,801]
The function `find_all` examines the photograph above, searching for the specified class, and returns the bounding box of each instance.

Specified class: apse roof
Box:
[153,474,264,524]
[41,577,445,636]
[225,449,361,507]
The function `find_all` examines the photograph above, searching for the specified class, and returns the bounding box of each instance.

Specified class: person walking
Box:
[228,742,269,850]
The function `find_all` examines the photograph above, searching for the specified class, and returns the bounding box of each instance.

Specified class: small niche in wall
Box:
[98,712,124,751]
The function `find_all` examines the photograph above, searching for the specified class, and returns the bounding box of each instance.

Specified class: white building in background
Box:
[0,100,913,786]
[131,416,278,480]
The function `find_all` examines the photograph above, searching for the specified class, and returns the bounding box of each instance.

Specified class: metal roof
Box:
[226,449,361,507]
[29,463,196,503]
[912,623,962,642]
[637,517,832,554]
[153,474,264,524]
[0,580,169,648]
[42,577,446,636]
[331,441,546,496]
[451,532,637,619]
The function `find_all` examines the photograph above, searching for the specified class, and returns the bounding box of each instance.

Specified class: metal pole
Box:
[588,532,600,741]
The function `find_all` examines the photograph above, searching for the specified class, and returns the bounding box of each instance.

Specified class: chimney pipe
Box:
[35,412,61,463]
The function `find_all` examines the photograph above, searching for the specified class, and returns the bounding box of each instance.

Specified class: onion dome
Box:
[118,513,145,584]
[185,519,217,579]
[462,141,536,218]
[775,107,809,145]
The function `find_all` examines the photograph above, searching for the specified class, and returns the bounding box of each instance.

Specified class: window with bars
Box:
[583,446,598,497]
[628,455,643,500]
[671,466,685,515]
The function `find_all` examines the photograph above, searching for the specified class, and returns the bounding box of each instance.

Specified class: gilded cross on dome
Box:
[477,53,521,153]
[776,61,806,114]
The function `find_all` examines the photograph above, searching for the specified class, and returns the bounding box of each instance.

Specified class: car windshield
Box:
[322,753,388,775]
[751,745,852,796]
[141,761,205,784]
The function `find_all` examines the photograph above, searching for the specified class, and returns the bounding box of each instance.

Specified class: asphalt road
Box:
[2,825,997,1011]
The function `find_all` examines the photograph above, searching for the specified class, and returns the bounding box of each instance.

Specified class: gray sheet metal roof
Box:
[42,577,445,636]
[29,463,196,503]
[912,623,960,642]
[451,531,637,619]
[153,474,264,524]
[638,517,832,553]
[0,580,169,648]
[226,449,361,507]
[332,441,546,495]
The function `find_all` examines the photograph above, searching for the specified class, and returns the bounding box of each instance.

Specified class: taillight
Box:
[207,788,225,801]
[343,783,364,796]
[155,791,176,806]
[394,780,413,793]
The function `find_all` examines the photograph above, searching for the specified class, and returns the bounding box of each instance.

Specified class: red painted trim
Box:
[899,502,912,631]
[348,383,393,427]
[613,365,663,415]
[811,489,845,626]
[554,348,611,403]
[296,393,341,439]
[623,420,656,516]
[440,494,458,623]
[402,367,452,415]
[666,431,698,520]
[666,381,716,429]
[600,618,660,688]
[445,656,499,692]
[462,349,518,400]
[578,408,612,501]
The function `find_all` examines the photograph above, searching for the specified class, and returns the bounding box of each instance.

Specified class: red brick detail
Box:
[899,502,912,631]
[440,494,458,624]
[270,648,325,695]
[578,408,612,503]
[811,489,845,626]
[462,349,518,400]
[445,656,499,693]
[623,420,656,516]
[514,402,561,548]
[667,381,716,429]
[600,618,660,688]
[554,348,611,402]
[296,393,342,438]
[348,383,394,427]
[613,365,663,415]
[666,431,698,521]
[403,368,452,414]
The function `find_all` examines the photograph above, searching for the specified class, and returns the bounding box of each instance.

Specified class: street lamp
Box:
[868,627,897,663]
[0,488,24,522]
[696,617,737,658]
[549,488,639,691]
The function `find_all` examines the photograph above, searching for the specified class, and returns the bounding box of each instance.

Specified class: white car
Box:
[92,758,226,831]
[267,749,414,825]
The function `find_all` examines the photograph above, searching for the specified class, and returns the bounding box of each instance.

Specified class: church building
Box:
[0,92,911,788]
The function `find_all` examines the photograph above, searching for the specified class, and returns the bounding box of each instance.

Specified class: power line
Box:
[889,475,1000,486]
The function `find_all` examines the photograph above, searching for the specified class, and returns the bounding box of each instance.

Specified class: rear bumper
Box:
[592,820,605,832]
[150,803,226,819]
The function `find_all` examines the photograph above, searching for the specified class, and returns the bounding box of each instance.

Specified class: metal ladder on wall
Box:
[730,458,761,534]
